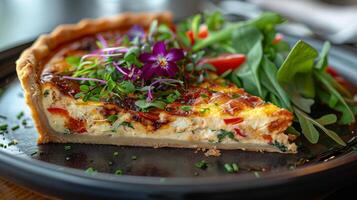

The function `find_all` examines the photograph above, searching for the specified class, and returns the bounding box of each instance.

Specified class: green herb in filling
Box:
[272,141,287,152]
[217,130,238,143]
[180,105,192,112]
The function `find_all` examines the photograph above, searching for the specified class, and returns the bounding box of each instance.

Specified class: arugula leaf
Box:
[236,41,263,96]
[294,73,315,98]
[260,57,291,110]
[315,71,355,124]
[287,126,301,136]
[295,108,319,144]
[315,41,331,70]
[295,108,346,146]
[315,114,337,125]
[232,25,263,54]
[193,12,283,51]
[277,40,318,83]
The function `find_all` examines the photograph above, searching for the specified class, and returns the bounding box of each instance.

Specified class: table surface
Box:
[0,178,56,200]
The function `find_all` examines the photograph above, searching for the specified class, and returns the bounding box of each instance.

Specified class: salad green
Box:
[178,12,356,145]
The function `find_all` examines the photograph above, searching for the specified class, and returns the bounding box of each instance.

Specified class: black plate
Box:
[0,36,356,200]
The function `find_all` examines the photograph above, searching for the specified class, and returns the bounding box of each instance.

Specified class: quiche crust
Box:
[16,12,173,143]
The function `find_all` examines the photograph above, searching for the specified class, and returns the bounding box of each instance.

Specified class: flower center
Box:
[157,56,168,68]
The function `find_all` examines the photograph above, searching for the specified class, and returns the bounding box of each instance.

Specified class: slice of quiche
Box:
[16,12,297,153]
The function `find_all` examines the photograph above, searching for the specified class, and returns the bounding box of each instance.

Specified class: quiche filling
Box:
[38,27,297,153]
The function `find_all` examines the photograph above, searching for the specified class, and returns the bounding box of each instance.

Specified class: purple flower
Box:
[139,42,184,80]
[113,62,142,81]
[127,25,145,41]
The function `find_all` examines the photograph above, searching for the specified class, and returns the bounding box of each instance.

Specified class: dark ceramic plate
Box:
[0,36,356,200]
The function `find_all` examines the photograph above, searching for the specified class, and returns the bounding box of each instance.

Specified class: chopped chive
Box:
[113,152,119,156]
[30,151,37,156]
[114,169,123,175]
[108,161,113,165]
[85,167,97,174]
[0,115,7,120]
[288,165,296,170]
[11,125,20,131]
[64,145,71,151]
[21,119,27,126]
[232,163,239,172]
[131,155,137,160]
[16,111,24,119]
[195,160,208,170]
[0,124,8,131]
[224,163,233,173]
[254,171,260,178]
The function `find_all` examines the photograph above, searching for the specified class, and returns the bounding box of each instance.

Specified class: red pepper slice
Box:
[47,107,69,116]
[262,134,272,142]
[138,112,160,121]
[234,128,246,137]
[224,117,244,124]
[47,107,86,133]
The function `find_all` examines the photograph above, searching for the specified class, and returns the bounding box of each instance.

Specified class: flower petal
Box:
[166,48,184,62]
[153,41,167,56]
[165,62,179,77]
[139,53,156,62]
[141,63,156,80]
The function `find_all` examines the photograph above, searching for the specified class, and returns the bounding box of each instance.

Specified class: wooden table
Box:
[0,178,56,200]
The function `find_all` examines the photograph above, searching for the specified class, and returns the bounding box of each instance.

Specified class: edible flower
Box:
[139,42,184,80]
[113,63,143,81]
[127,25,145,41]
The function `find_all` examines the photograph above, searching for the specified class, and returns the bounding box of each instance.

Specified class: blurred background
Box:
[0,0,357,52]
